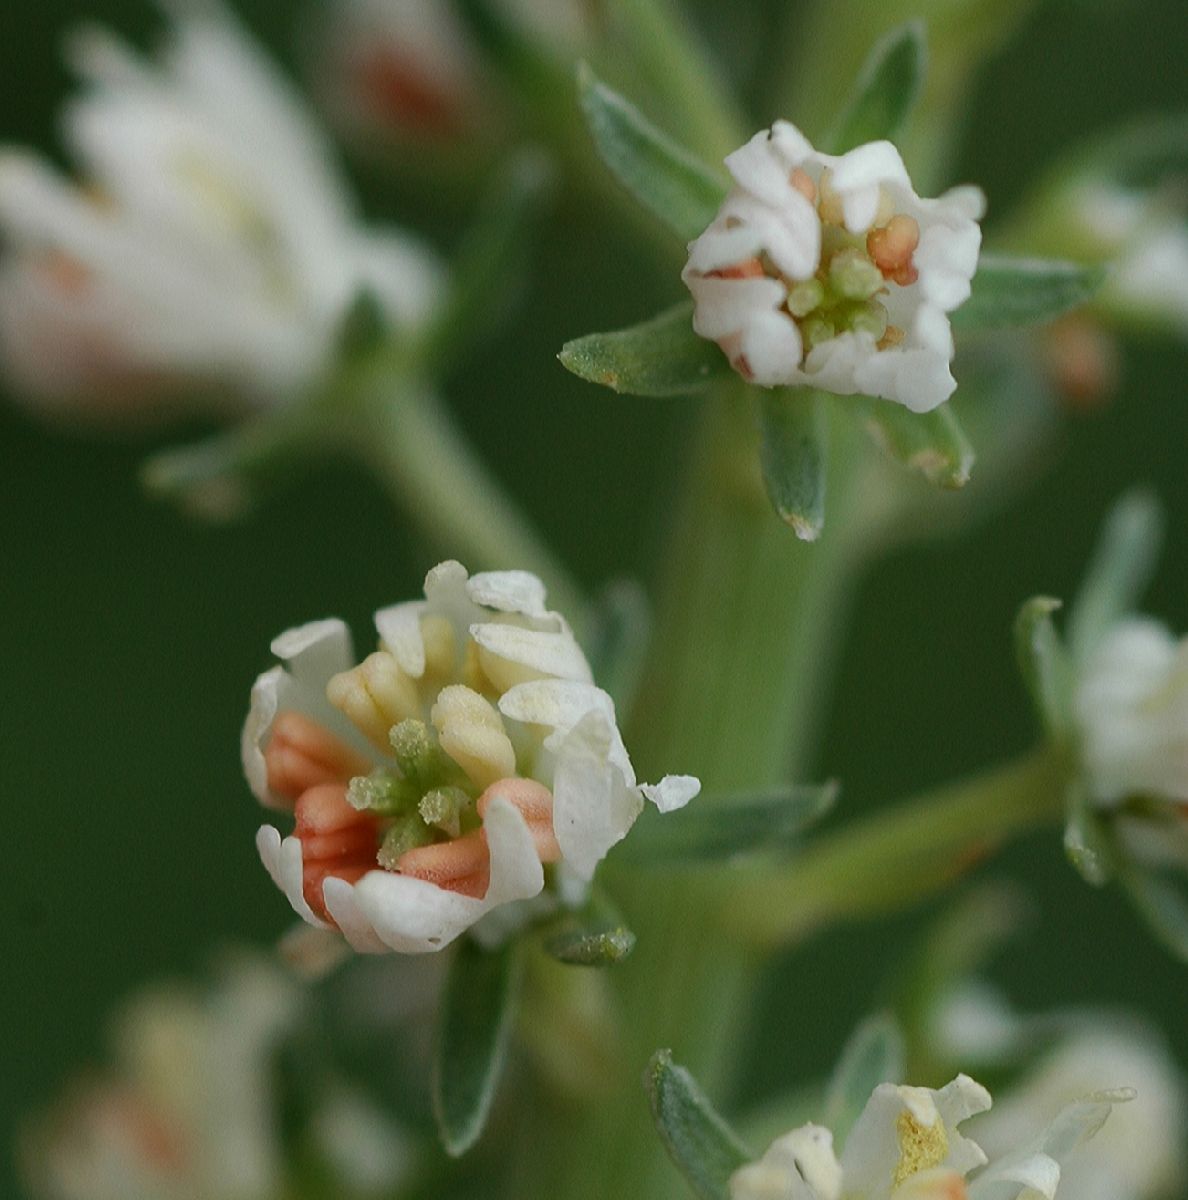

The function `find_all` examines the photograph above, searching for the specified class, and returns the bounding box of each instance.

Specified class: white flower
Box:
[0,5,442,421]
[1074,617,1188,808]
[245,560,698,955]
[1065,183,1188,336]
[732,1074,1126,1200]
[683,122,984,412]
[969,1026,1187,1200]
[21,955,300,1200]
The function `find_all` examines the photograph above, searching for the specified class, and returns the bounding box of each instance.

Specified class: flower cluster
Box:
[246,561,698,954]
[732,1073,1125,1200]
[683,122,983,412]
[0,7,440,420]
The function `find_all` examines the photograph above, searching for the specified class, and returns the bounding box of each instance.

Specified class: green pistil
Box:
[389,718,458,791]
[378,817,436,869]
[419,786,478,839]
[828,248,884,302]
[787,278,825,318]
[800,314,837,350]
[347,770,419,816]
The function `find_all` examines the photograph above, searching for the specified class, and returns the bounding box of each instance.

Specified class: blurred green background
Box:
[2,0,1186,1195]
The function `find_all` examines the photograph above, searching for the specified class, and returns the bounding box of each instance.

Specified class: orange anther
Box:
[867,214,920,286]
[789,168,817,202]
[265,711,371,803]
[877,325,905,351]
[477,777,561,863]
[705,257,765,280]
[397,832,491,899]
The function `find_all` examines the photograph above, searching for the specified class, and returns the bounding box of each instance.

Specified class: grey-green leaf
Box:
[1068,490,1164,666]
[541,895,637,966]
[646,1051,752,1200]
[952,255,1107,332]
[825,21,927,154]
[433,938,520,1156]
[615,783,837,865]
[823,1015,906,1145]
[577,65,728,242]
[1014,596,1071,738]
[1122,868,1188,962]
[559,302,729,396]
[757,391,829,540]
[1063,782,1116,886]
[858,398,974,489]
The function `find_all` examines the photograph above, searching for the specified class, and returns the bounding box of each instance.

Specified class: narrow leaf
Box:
[823,1015,906,1144]
[616,783,837,865]
[1063,782,1116,886]
[757,391,828,541]
[825,22,927,153]
[951,255,1106,332]
[1068,490,1163,665]
[1014,596,1072,738]
[646,1050,752,1200]
[859,398,975,489]
[559,301,728,396]
[584,578,651,712]
[540,892,637,966]
[421,151,554,366]
[1122,869,1188,963]
[1075,112,1188,191]
[432,938,520,1156]
[577,65,727,241]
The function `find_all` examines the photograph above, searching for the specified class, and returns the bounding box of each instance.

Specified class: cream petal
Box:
[467,569,550,618]
[469,622,593,683]
[498,678,616,731]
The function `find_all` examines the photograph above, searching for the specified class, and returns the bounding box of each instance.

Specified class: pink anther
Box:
[789,168,817,203]
[397,832,492,899]
[265,711,371,804]
[294,783,380,922]
[867,214,920,286]
[706,257,765,280]
[477,777,562,863]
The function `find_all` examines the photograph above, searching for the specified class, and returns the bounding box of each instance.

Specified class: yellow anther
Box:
[431,684,516,789]
[417,613,458,693]
[817,169,845,226]
[894,1110,949,1187]
[326,651,421,750]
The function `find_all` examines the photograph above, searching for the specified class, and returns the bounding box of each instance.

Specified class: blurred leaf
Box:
[823,1014,906,1143]
[825,21,927,153]
[616,783,837,865]
[559,301,728,395]
[584,578,651,713]
[336,288,389,361]
[1068,490,1163,665]
[646,1051,752,1200]
[421,151,555,367]
[540,894,637,966]
[1063,782,1116,886]
[858,398,974,489]
[758,390,828,541]
[1122,869,1188,963]
[1014,596,1071,738]
[577,65,727,241]
[1074,112,1188,190]
[952,255,1106,332]
[433,937,520,1156]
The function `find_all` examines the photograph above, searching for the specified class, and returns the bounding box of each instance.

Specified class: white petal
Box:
[271,618,354,687]
[498,678,615,731]
[469,622,593,683]
[256,827,331,929]
[641,775,701,813]
[322,876,394,954]
[374,600,427,678]
[467,569,550,617]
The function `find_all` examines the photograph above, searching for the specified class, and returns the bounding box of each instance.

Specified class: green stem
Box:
[723,745,1070,947]
[514,386,867,1200]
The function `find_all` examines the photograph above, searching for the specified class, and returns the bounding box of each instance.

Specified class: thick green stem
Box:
[721,745,1070,947]
[514,386,866,1200]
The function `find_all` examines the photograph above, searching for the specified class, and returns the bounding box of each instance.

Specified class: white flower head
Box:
[0,3,442,422]
[21,955,300,1200]
[245,560,698,955]
[1074,617,1188,810]
[969,1025,1187,1200]
[732,1073,1127,1200]
[684,122,984,412]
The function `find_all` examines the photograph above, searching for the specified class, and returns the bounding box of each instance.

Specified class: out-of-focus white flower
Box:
[245,560,698,955]
[316,0,589,146]
[731,1074,1126,1200]
[1064,183,1188,336]
[683,122,984,412]
[22,956,300,1200]
[1075,617,1188,809]
[0,4,442,422]
[969,1025,1186,1200]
